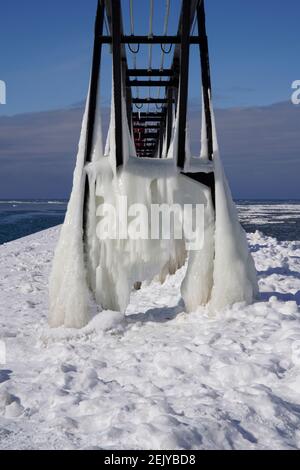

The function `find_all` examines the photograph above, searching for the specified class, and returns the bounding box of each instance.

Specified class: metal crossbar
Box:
[83,0,214,190]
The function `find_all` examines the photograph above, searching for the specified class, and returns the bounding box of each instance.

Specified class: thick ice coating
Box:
[49,84,258,328]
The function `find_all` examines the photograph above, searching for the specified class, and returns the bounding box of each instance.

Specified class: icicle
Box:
[49,59,258,329]
[200,90,208,160]
[181,190,215,311]
[49,90,92,328]
[209,100,258,311]
[85,108,104,295]
[184,122,192,171]
[161,132,168,159]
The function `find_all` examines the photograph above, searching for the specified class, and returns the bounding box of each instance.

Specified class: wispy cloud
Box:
[0,101,299,199]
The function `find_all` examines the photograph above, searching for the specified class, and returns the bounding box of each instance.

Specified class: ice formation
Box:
[49,90,91,328]
[209,106,258,311]
[49,75,258,328]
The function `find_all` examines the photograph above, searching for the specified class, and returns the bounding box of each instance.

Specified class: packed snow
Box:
[1,226,300,449]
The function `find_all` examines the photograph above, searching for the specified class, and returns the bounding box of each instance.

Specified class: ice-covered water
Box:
[0,200,299,245]
[237,200,300,241]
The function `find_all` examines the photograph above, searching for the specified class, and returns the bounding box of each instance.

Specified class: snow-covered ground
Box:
[0,226,300,450]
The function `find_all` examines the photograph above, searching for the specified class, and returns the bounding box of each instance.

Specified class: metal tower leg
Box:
[111,0,124,168]
[198,0,213,161]
[177,0,191,169]
[83,0,104,233]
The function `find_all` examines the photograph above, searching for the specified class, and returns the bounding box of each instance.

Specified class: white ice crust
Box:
[49,82,258,328]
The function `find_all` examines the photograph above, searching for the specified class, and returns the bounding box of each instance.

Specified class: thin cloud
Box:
[0,101,299,199]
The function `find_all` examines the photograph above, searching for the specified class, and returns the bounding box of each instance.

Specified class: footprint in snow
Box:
[0,427,12,439]
[61,363,77,374]
[0,391,24,418]
[0,370,12,384]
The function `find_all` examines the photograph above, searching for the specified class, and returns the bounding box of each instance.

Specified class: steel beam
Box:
[127,80,176,88]
[138,155,155,158]
[132,98,173,104]
[133,112,166,118]
[98,36,202,45]
[133,117,165,122]
[171,0,201,71]
[157,121,166,159]
[83,1,104,233]
[177,0,192,169]
[84,1,104,166]
[133,124,161,129]
[166,87,173,153]
[198,0,213,161]
[183,172,215,207]
[105,0,133,142]
[111,0,123,167]
[121,35,201,44]
[127,69,174,77]
[134,132,159,139]
[135,142,156,146]
[171,0,200,115]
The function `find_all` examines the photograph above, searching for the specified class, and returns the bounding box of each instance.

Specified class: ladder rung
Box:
[133,112,165,117]
[132,98,173,104]
[122,35,201,45]
[127,80,176,88]
[133,133,159,139]
[133,124,161,129]
[133,117,164,122]
[99,36,201,45]
[128,69,174,77]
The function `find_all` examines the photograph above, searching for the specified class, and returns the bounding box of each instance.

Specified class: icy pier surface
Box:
[1,227,300,449]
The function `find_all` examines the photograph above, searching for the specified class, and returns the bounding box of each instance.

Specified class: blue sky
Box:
[0,0,299,116]
[0,1,299,200]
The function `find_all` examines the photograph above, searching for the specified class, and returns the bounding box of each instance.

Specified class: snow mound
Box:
[0,227,300,449]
